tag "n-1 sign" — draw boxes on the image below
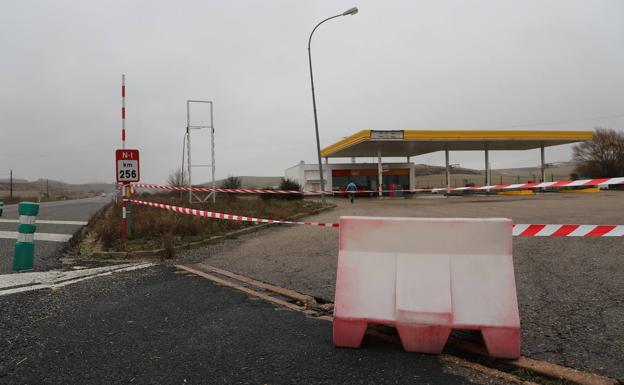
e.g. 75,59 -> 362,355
116,149 -> 140,183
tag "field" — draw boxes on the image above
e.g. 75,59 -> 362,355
0,180 -> 111,204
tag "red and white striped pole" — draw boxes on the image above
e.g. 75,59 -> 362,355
121,74 -> 126,149
121,74 -> 128,241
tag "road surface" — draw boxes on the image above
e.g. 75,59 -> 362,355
0,196 -> 110,273
0,265 -> 507,385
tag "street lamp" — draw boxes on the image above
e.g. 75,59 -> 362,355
308,6 -> 358,204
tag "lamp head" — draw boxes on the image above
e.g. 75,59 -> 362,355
342,7 -> 358,16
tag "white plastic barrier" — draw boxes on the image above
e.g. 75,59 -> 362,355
333,216 -> 521,359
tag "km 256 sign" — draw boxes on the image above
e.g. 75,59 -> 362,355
115,149 -> 140,183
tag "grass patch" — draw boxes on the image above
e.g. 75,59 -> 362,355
89,193 -> 323,254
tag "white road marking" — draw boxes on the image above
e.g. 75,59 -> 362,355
0,219 -> 88,225
0,263 -> 154,296
0,231 -> 72,242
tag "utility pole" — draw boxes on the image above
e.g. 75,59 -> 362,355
46,179 -> 49,198
9,169 -> 13,200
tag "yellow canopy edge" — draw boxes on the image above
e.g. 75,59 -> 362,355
320,129 -> 593,157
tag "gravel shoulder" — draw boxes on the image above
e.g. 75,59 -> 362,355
180,191 -> 624,380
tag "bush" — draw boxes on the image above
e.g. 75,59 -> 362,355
572,128 -> 624,178
278,178 -> 303,200
221,176 -> 242,189
221,176 -> 242,201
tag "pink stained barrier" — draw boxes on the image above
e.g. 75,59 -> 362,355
333,216 -> 521,359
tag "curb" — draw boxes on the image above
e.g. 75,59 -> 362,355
84,203 -> 337,260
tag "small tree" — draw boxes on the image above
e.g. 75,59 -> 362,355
221,175 -> 241,201
572,128 -> 624,178
167,168 -> 188,199
167,168 -> 187,187
221,176 -> 242,189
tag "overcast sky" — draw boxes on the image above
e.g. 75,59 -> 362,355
1,0 -> 623,184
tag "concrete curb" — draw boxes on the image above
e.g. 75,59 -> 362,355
84,203 -> 337,260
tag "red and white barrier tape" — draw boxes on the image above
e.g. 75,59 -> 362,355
128,199 -> 623,236
131,184 -> 304,194
513,224 -> 624,237
131,177 -> 624,195
128,199 -> 339,227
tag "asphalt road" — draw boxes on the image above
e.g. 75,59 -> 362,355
0,265 -> 507,385
181,192 -> 624,380
0,196 -> 110,273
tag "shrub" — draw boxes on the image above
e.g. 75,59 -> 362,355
278,178 -> 303,200
259,186 -> 275,201
221,176 -> 242,189
221,176 -> 242,201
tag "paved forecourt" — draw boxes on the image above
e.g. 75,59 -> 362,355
180,190 -> 624,379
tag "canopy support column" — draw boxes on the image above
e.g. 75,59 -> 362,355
377,148 -> 383,197
484,145 -> 490,186
445,147 -> 451,190
540,144 -> 545,182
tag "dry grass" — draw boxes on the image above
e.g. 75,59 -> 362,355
0,196 -> 39,205
90,193 -> 322,252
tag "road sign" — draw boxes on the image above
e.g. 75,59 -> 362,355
115,149 -> 140,183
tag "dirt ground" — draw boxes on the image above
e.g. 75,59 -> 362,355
180,190 -> 624,380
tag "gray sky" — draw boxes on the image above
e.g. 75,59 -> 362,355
1,0 -> 623,184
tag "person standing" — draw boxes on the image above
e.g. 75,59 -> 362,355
346,180 -> 357,204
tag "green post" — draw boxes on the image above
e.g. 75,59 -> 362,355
13,202 -> 39,271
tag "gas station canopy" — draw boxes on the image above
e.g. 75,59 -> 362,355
321,130 -> 593,158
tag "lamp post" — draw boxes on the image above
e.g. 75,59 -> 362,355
308,6 -> 358,204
